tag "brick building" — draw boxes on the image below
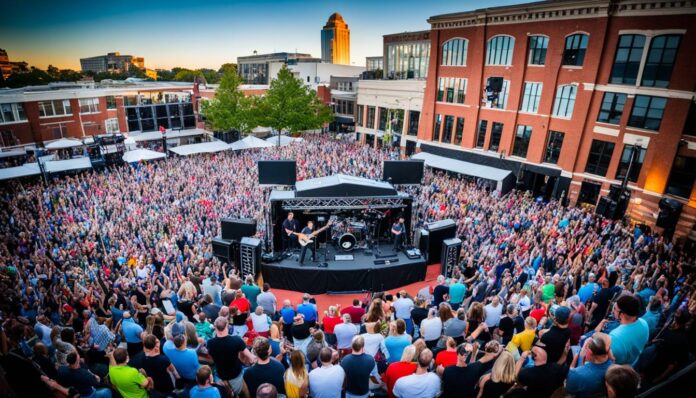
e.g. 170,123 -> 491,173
416,0 -> 696,238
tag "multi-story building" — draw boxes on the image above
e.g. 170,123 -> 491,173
330,76 -> 359,133
237,52 -> 317,84
321,13 -> 351,65
366,56 -> 383,72
80,52 -> 145,73
384,31 -> 431,80
0,49 -> 28,79
415,0 -> 696,238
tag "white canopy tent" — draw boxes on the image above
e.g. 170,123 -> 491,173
411,152 -> 516,194
44,138 -> 84,150
229,135 -> 275,150
0,150 -> 28,159
265,135 -> 303,147
168,141 -> 231,156
43,157 -> 93,173
129,128 -> 208,142
0,163 -> 41,180
122,149 -> 167,163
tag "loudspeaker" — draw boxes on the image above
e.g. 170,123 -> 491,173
221,218 -> 257,240
596,197 -> 615,218
240,237 -> 262,279
441,238 -> 462,278
212,237 -> 233,262
417,229 -> 430,261
425,219 -> 457,265
656,198 -> 683,230
487,77 -> 504,92
257,160 -> 296,186
382,160 -> 425,184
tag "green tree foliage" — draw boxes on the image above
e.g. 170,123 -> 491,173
257,66 -> 332,137
173,68 -> 203,82
218,63 -> 237,75
201,69 -> 255,133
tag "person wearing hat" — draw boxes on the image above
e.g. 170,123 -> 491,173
566,332 -> 613,397
598,294 -> 649,365
539,305 -> 571,364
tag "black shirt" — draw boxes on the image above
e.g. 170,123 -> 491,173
433,285 -> 450,307
243,359 -> 286,397
57,365 -> 99,397
341,353 -> 376,396
133,354 -> 174,395
518,363 -> 566,398
291,321 -> 311,340
207,335 -> 247,380
282,219 -> 299,234
498,316 -> 515,344
411,307 -> 428,327
441,364 -> 482,398
591,287 -> 613,324
540,326 -> 570,364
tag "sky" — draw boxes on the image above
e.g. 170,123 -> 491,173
1,0 -> 525,71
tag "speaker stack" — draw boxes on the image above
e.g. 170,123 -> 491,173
422,219 -> 457,265
656,197 -> 683,231
214,219 -> 258,266
441,238 -> 462,278
240,237 -> 262,280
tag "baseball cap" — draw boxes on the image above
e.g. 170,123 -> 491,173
554,306 -> 571,325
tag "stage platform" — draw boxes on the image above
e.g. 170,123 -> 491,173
261,244 -> 427,294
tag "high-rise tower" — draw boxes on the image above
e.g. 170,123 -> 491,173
321,13 -> 350,65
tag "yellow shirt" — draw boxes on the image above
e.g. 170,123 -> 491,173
511,329 -> 536,352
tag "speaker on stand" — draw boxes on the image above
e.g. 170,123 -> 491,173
240,237 -> 262,280
441,238 -> 462,279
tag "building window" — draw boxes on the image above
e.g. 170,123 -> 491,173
486,35 -> 515,65
615,144 -> 646,183
456,79 -> 466,104
544,131 -> 564,164
38,100 -> 72,117
0,103 -> 27,124
433,114 -> 442,141
528,35 -> 548,65
610,34 -> 645,85
105,118 -> 120,133
585,139 -> 615,176
476,120 -> 487,148
485,77 -> 509,109
490,122 -> 504,152
79,98 -> 100,114
552,85 -> 577,118
124,96 -> 138,106
512,125 -> 532,158
390,109 -> 404,134
438,78 -> 466,104
666,156 -> 696,198
386,41 -> 430,79
562,33 -> 589,66
441,38 -> 468,66
379,107 -> 388,131
454,117 -> 464,145
442,115 -> 454,144
437,78 -> 445,102
520,82 -> 542,113
683,101 -> 696,137
642,34 -> 681,88
0,130 -> 19,146
597,92 -> 627,125
357,105 -> 364,127
106,96 -> 117,110
408,111 -> 420,136
628,95 -> 666,131
446,78 -> 455,103
366,106 -> 375,129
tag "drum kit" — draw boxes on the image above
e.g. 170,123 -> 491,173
329,209 -> 385,252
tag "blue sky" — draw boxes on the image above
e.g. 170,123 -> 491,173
1,0 -> 524,70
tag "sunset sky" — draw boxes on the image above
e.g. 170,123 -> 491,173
1,0 -> 523,70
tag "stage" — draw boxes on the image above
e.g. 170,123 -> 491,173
261,243 -> 427,294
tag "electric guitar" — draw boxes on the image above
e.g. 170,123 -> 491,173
296,219 -> 335,247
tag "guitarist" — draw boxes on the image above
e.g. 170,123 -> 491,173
299,221 -> 317,265
282,212 -> 300,252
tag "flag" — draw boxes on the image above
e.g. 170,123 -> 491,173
159,125 -> 166,134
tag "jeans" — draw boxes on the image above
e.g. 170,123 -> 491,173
84,388 -> 112,398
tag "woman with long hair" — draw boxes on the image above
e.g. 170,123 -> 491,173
284,349 -> 309,398
477,350 -> 516,398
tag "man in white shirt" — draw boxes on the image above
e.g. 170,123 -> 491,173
392,290 -> 415,334
484,295 -> 503,328
256,283 -> 277,318
392,349 -> 440,398
334,314 -> 359,352
309,347 -> 344,398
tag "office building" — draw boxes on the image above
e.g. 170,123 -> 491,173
330,76 -> 359,133
415,0 -> 696,238
80,52 -> 145,73
366,56 -> 383,72
384,31 -> 431,80
237,52 -> 317,84
321,13 -> 350,65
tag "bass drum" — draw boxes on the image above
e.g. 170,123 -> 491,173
338,233 -> 357,252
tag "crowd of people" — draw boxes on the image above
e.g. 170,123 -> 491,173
0,134 -> 694,398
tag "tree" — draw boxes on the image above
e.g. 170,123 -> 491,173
257,66 -> 332,142
201,68 -> 255,133
198,68 -> 220,84
218,63 -> 237,75
174,68 -> 203,82
156,69 -> 175,81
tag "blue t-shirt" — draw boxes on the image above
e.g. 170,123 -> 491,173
297,303 -> 318,322
190,385 -> 221,398
577,282 -> 598,303
384,335 -> 411,364
281,307 -> 296,325
122,318 -> 144,343
449,283 -> 467,305
566,360 -> 613,397
609,319 -> 649,365
163,340 -> 200,380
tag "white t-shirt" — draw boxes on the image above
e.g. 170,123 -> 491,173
250,312 -> 270,333
393,371 -> 441,398
361,332 -> 389,361
334,323 -> 359,349
393,298 -> 414,320
484,303 -> 503,327
420,317 -> 443,342
309,364 -> 345,398
518,295 -> 531,312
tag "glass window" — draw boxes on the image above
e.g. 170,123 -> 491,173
441,38 -> 468,66
486,36 -> 515,65
552,85 -> 577,118
485,77 -> 509,109
642,34 -> 681,88
628,95 -> 667,130
520,82 -> 542,113
357,105 -> 364,127
386,42 -> 431,79
433,114 -> 442,141
490,122 -> 504,152
528,36 -> 549,65
585,139 -> 615,176
683,101 -> 696,137
454,117 -> 464,145
512,125 -> 532,158
666,156 -> 696,198
437,78 -> 445,102
38,100 -> 72,117
597,92 -> 627,125
105,118 -> 120,133
379,107 -> 388,131
442,115 -> 454,144
563,34 -> 589,66
366,107 -> 375,129
106,96 -> 117,110
79,98 -> 100,114
408,111 -> 420,136
610,34 -> 645,85
476,120 -> 487,148
456,79 -> 466,104
446,78 -> 455,103
615,144 -> 646,183
544,131 -> 565,164
16,103 -> 26,121
390,109 -> 404,134
1,104 -> 14,123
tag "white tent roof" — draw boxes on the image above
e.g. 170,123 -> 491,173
265,135 -> 302,147
168,141 -> 231,156
0,163 -> 41,180
229,135 -> 275,150
129,128 -> 207,142
411,152 -> 512,182
0,150 -> 27,159
45,138 -> 84,150
44,157 -> 93,173
252,126 -> 272,134
124,137 -> 136,145
122,149 -> 167,163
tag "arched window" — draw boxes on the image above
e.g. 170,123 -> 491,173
552,85 -> 577,118
610,34 -> 646,85
486,35 -> 515,65
528,35 -> 549,65
642,34 -> 681,88
563,33 -> 589,66
441,38 -> 468,66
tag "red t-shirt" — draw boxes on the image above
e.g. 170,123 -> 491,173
322,315 -> 341,334
435,350 -> 458,368
340,306 -> 365,324
231,298 -> 251,313
530,307 -> 546,323
385,361 -> 417,398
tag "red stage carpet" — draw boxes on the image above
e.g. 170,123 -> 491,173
268,263 -> 441,312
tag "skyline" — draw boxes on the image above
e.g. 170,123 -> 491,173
1,0 -> 523,70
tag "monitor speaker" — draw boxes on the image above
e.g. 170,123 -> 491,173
257,160 -> 296,186
221,218 -> 257,240
425,219 -> 456,265
417,229 -> 430,261
212,237 -> 233,262
656,198 -> 683,230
